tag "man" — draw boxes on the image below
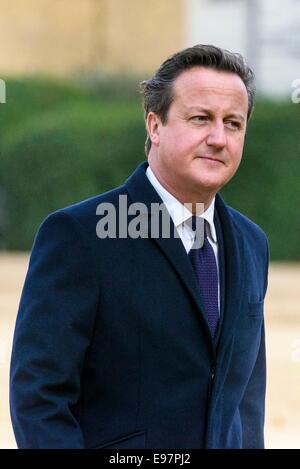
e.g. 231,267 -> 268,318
10,45 -> 269,449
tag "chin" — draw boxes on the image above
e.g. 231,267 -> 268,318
193,175 -> 223,191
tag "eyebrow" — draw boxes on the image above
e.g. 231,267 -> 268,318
186,106 -> 246,123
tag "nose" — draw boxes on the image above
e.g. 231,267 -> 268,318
206,121 -> 227,149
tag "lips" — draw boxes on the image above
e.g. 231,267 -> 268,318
199,156 -> 224,164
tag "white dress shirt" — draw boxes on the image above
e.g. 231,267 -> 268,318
146,165 -> 220,313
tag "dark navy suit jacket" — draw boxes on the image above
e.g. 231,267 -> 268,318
10,161 -> 269,448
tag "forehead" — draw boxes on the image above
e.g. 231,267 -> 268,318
172,67 -> 248,113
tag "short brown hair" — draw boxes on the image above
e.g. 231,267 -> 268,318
140,44 -> 256,156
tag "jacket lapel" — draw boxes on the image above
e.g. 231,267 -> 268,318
213,208 -> 226,346
125,162 -> 246,359
125,162 -> 216,356
214,193 -> 246,358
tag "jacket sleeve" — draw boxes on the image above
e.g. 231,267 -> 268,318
239,236 -> 269,449
9,211 -> 99,448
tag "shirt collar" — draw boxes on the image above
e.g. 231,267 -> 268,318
146,165 -> 217,243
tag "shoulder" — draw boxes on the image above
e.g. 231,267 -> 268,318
226,205 -> 270,279
37,184 -> 127,238
225,205 -> 270,297
227,205 -> 268,246
60,184 -> 127,222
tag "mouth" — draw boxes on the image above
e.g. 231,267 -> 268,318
198,156 -> 224,165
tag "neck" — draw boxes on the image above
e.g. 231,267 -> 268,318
148,161 -> 215,213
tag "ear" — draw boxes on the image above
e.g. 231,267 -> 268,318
146,112 -> 162,147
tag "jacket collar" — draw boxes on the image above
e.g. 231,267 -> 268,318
145,165 -> 217,243
125,161 -> 245,358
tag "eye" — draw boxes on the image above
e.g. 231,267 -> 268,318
191,115 -> 208,122
225,120 -> 241,129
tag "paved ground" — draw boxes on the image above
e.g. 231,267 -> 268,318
1,254 -> 300,449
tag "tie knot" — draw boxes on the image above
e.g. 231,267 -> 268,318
187,216 -> 207,249
190,216 -> 207,238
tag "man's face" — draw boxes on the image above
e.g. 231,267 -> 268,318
147,66 -> 249,203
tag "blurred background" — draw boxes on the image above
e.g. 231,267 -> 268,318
0,0 -> 299,448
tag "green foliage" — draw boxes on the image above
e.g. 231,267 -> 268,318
0,78 -> 299,259
0,76 -> 87,132
0,78 -> 146,250
221,100 -> 300,260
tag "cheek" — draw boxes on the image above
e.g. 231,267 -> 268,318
228,138 -> 244,163
162,127 -> 200,157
